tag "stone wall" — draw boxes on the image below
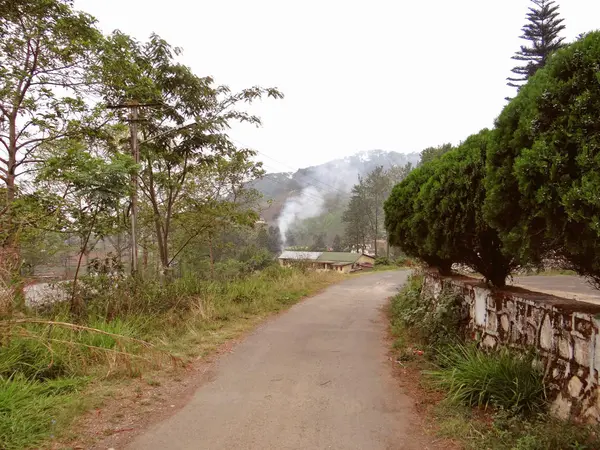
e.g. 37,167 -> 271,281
422,272 -> 600,422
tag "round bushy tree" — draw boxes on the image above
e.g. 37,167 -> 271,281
485,31 -> 600,286
384,164 -> 452,274
418,130 -> 517,287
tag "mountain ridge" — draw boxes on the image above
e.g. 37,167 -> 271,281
254,149 -> 420,201
253,149 -> 420,224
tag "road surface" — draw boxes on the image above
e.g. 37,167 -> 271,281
127,271 -> 426,450
512,275 -> 600,305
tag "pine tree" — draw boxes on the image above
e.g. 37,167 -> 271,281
311,234 -> 326,251
266,226 -> 282,254
332,235 -> 343,252
507,0 -> 565,90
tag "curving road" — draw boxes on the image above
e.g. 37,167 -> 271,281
126,271 -> 428,450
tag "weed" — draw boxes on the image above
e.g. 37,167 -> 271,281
390,273 -> 464,348
427,343 -> 546,414
0,376 -> 88,450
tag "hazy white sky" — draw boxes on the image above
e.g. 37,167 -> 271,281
76,0 -> 599,172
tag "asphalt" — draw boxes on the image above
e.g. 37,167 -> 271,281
126,271 -> 425,450
512,275 -> 600,305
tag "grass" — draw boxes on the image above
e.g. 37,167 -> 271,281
434,403 -> 599,450
0,376 -> 89,450
427,343 -> 546,414
0,265 -> 342,449
388,273 -> 597,449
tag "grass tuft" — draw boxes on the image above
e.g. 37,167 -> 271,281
427,343 -> 546,414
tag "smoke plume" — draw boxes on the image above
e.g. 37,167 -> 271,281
277,187 -> 324,249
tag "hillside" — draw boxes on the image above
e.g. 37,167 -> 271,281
253,150 -> 420,245
254,150 -> 420,204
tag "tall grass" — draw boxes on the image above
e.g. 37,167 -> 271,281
0,376 -> 87,450
427,343 -> 546,414
0,265 -> 340,449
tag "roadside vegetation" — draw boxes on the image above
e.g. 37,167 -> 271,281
0,1 -> 344,448
389,274 -> 600,449
385,28 -> 600,289
0,265 -> 340,449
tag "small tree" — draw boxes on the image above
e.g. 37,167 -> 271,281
507,0 -> 566,90
332,234 -> 343,252
311,234 -> 326,251
266,226 -> 282,254
342,180 -> 370,252
384,165 -> 452,275
417,131 -> 517,287
285,229 -> 297,248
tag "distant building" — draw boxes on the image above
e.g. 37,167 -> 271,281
278,251 -> 375,274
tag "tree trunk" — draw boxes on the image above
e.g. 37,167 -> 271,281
2,114 -> 24,311
71,209 -> 98,317
209,235 -> 215,279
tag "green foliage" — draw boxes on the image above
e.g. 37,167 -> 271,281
486,31 -> 600,287
375,256 -> 391,266
428,343 -> 546,415
507,0 -> 566,90
389,274 -> 463,348
384,165 -> 452,274
419,143 -> 453,166
332,234 -> 343,252
0,376 -> 88,450
435,403 -> 599,450
417,131 -> 516,286
311,233 -> 327,251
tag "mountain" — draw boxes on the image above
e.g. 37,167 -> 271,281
253,150 -> 420,225
253,150 -> 420,204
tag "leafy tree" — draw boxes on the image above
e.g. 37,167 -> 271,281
386,163 -> 413,185
256,225 -> 269,250
332,234 -> 343,252
507,0 -> 566,90
36,139 -> 134,314
419,143 -> 453,166
417,131 -> 517,286
384,164 -> 452,274
0,0 -> 103,288
99,33 -> 281,274
486,31 -> 600,287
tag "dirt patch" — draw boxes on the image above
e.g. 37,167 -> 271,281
52,335 -> 236,450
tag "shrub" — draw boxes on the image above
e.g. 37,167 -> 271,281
427,343 -> 546,415
485,31 -> 600,287
390,274 -> 464,347
384,167 -> 453,274
416,131 -> 518,287
375,256 -> 391,266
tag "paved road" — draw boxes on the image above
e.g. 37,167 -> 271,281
512,275 -> 600,305
127,271 -> 424,450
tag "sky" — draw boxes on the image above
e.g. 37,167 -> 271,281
75,0 -> 599,172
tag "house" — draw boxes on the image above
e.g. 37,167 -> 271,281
278,251 -> 375,274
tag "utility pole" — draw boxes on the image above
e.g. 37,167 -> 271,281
108,100 -> 158,277
129,102 -> 140,275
